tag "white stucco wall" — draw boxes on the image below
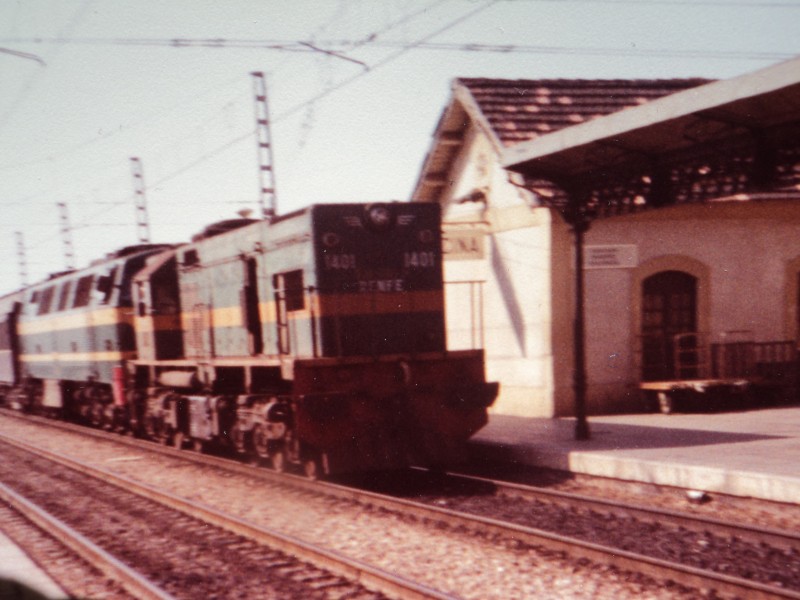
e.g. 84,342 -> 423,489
439,122 -> 564,417
481,209 -> 557,416
580,199 -> 800,413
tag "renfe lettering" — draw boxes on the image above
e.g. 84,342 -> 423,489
358,279 -> 405,293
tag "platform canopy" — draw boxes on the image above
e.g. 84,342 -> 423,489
502,57 -> 800,215
500,57 -> 800,441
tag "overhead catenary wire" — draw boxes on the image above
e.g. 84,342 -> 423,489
2,37 -> 793,62
0,73 -> 248,174
0,0 -> 95,133
1,0 -> 793,287
16,0 -> 501,245
0,0 -> 454,233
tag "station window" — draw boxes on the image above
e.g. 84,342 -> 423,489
73,275 -> 94,308
37,286 -> 55,315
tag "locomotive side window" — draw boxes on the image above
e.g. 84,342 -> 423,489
183,249 -> 199,267
73,275 -> 94,308
97,267 -> 118,304
136,281 -> 148,317
37,286 -> 55,315
57,281 -> 73,311
275,270 -> 305,312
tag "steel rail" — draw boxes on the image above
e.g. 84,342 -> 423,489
0,482 -> 176,600
0,432 -> 456,600
434,468 -> 800,553
8,411 -> 797,553
3,410 -> 800,599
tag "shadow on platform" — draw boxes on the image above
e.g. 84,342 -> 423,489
473,414 -> 783,454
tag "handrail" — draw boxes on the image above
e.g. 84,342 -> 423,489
639,331 -> 798,384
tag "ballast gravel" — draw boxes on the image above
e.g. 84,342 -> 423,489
0,416 -> 712,599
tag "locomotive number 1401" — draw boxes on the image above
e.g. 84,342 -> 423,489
324,253 -> 357,270
403,251 -> 436,268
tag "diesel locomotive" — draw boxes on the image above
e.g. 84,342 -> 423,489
0,202 -> 498,477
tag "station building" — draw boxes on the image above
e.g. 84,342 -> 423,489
412,58 -> 800,418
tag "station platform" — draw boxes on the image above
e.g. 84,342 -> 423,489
0,532 -> 66,599
469,405 -> 800,505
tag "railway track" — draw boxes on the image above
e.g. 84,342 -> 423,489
0,433 -> 452,600
2,410 -> 799,599
403,469 -> 800,597
433,468 -> 800,552
0,483 -> 170,599
0,494 -> 143,599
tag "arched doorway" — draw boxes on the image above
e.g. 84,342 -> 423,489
641,270 -> 698,381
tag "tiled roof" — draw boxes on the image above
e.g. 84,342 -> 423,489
458,77 -> 712,146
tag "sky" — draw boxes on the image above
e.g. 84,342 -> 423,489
0,0 -> 798,295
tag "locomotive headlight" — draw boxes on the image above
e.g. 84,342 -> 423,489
322,232 -> 340,247
365,204 -> 394,230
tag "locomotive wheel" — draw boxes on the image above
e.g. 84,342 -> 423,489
89,405 -> 103,428
252,424 -> 270,459
270,449 -> 286,473
231,424 -> 248,455
303,456 -> 321,481
172,431 -> 185,449
155,422 -> 172,446
143,416 -> 157,440
192,438 -> 205,453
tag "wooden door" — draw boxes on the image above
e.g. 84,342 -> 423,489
641,271 -> 697,380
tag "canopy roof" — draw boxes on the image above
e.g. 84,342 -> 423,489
412,77 -> 707,202
502,57 -> 800,181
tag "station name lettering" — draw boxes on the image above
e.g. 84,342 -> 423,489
442,231 -> 484,260
358,279 -> 405,293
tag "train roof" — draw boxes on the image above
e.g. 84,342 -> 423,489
133,247 -> 178,283
26,244 -> 174,290
90,243 -> 174,266
190,219 -> 258,242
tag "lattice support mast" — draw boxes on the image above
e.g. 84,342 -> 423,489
130,157 -> 151,243
15,231 -> 28,287
57,202 -> 76,271
251,71 -> 277,220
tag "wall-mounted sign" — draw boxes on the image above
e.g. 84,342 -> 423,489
442,229 -> 485,260
585,244 -> 638,269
